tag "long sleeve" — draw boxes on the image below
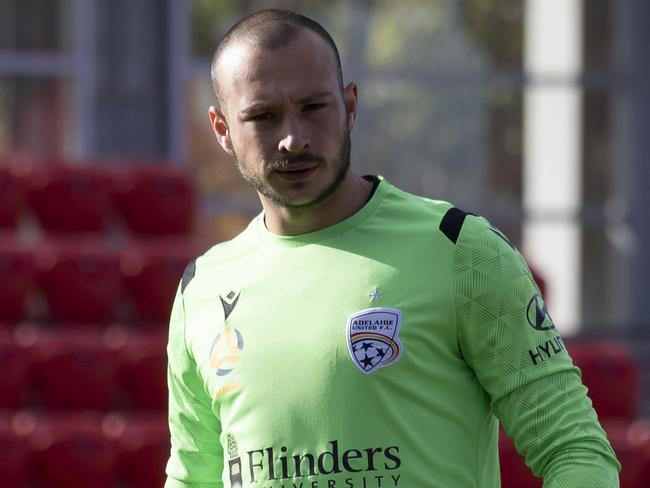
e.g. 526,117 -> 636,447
453,215 -> 620,487
166,284 -> 224,487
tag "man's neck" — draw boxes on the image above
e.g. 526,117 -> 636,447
260,173 -> 374,236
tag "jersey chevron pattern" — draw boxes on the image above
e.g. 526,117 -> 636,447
166,178 -> 620,488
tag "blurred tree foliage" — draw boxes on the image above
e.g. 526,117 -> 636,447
458,0 -> 524,68
190,0 -> 239,56
0,0 -> 69,51
190,0 -> 338,57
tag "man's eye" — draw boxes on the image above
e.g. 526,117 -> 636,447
303,103 -> 325,112
250,113 -> 275,122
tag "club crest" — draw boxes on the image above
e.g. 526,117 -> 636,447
346,307 -> 403,374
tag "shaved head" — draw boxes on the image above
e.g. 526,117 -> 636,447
210,9 -> 343,108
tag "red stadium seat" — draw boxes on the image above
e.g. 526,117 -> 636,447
121,239 -> 202,324
569,342 -> 639,420
0,327 -> 28,408
0,164 -> 27,229
111,328 -> 168,410
602,419 -> 646,488
0,236 -> 34,322
105,411 -> 170,488
123,348 -> 168,410
26,163 -> 113,233
34,238 -> 122,323
501,420 -> 647,487
112,164 -> 196,236
0,411 -> 30,487
25,325 -> 120,410
499,428 -> 543,488
25,411 -> 119,488
626,419 -> 650,487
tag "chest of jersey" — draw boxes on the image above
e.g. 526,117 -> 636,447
182,209 -> 499,487
186,235 -> 475,427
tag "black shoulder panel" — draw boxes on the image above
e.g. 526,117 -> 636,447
181,259 -> 197,293
439,207 -> 473,244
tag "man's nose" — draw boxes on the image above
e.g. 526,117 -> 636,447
278,117 -> 310,153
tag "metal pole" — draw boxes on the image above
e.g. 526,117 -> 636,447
167,0 -> 189,164
72,0 -> 97,158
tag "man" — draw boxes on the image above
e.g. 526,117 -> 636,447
166,9 -> 620,488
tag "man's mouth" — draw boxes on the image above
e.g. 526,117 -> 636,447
274,164 -> 318,181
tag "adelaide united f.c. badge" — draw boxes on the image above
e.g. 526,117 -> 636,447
346,307 -> 403,374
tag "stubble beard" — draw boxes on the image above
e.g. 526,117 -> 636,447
233,128 -> 352,210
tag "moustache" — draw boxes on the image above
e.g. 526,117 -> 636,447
266,154 -> 326,173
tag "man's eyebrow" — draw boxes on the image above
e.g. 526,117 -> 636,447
239,92 -> 335,118
239,103 -> 273,118
297,92 -> 335,104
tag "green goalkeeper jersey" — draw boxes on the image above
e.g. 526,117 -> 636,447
166,177 -> 620,488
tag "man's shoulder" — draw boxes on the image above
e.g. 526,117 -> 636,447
181,216 -> 261,293
384,182 -> 509,252
204,221 -> 259,258
382,181 -> 485,241
381,180 -> 455,223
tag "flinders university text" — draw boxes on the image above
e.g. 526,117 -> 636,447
226,439 -> 402,487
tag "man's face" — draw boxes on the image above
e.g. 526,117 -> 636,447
211,30 -> 357,209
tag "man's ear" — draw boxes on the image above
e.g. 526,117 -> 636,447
209,106 -> 234,156
343,82 -> 358,130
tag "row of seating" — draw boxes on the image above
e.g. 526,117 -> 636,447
0,409 -> 169,488
1,160 -> 194,486
0,323 -> 640,417
0,236 -> 206,324
0,161 -> 196,235
0,325 -> 167,411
